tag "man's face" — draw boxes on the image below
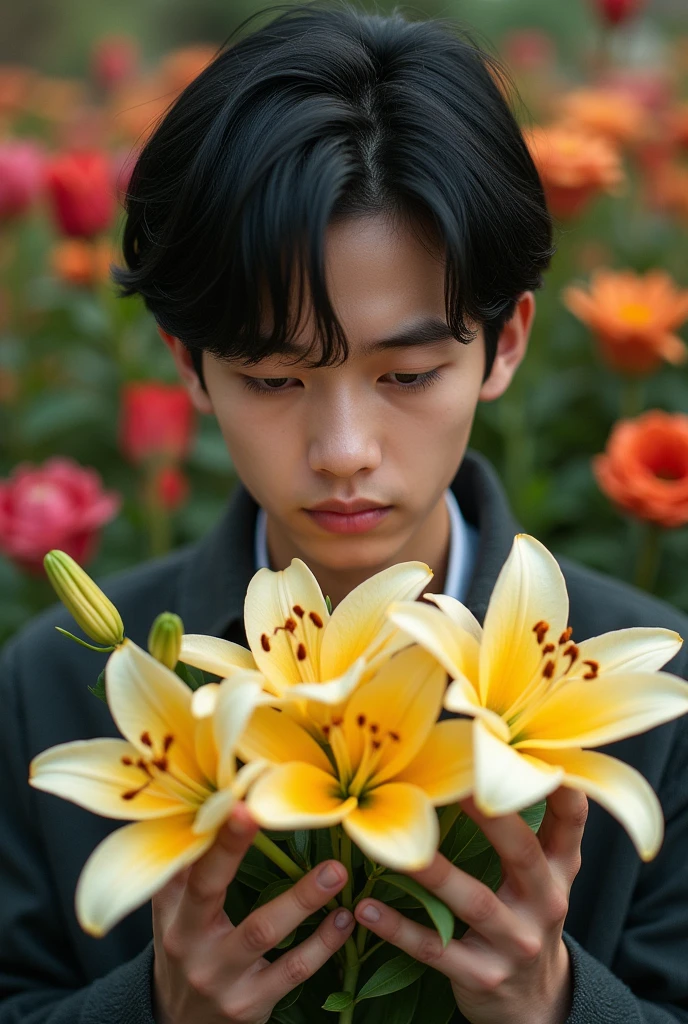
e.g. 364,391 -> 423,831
185,214 -> 530,576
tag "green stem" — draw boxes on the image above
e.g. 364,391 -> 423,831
252,832 -> 304,882
340,831 -> 354,909
358,938 -> 385,966
339,941 -> 360,1024
438,803 -> 462,845
330,825 -> 341,862
633,521 -> 663,593
620,376 -> 645,419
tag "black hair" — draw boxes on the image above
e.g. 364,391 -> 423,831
113,1 -> 554,385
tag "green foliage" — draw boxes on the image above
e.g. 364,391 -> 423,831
355,953 -> 427,1001
381,875 -> 454,947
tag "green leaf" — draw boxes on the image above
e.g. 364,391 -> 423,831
418,967 -> 457,1024
276,928 -> 297,949
88,669 -> 107,705
382,875 -> 454,947
174,661 -> 206,691
442,811 -> 491,864
356,953 -> 426,1001
273,983 -> 304,1014
251,879 -> 293,911
288,830 -> 311,870
235,861 -> 282,890
325,595 -> 333,614
521,800 -> 547,834
461,845 -> 502,893
370,977 -> 421,1024
322,991 -> 354,1012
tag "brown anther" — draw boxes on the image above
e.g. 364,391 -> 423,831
559,627 -> 573,645
136,758 -> 153,777
152,757 -> 168,772
163,735 -> 174,752
331,716 -> 343,727
370,723 -> 379,734
542,643 -> 555,655
140,731 -> 153,747
533,621 -> 549,645
284,618 -> 297,633
563,644 -> 579,670
357,714 -> 367,727
296,643 -> 307,661
293,605 -> 305,618
542,660 -> 556,679
121,756 -> 133,766
121,789 -> 140,801
582,659 -> 599,680
261,633 -> 271,652
389,731 -> 401,742
322,724 -> 331,737
309,611 -> 324,628
372,740 -> 382,750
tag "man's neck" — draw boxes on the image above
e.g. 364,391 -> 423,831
264,495 -> 451,608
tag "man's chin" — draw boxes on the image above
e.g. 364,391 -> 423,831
293,532 -> 410,574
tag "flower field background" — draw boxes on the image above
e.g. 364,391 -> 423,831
1,0 -> 688,646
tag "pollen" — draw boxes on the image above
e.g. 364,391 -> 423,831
563,644 -> 579,671
284,618 -> 297,633
543,660 -> 556,679
293,605 -> 305,618
533,620 -> 550,645
296,643 -> 307,661
163,735 -> 174,752
559,627 -> 573,645
583,659 -> 599,680
121,756 -> 133,766
261,633 -> 271,652
388,731 -> 401,742
331,716 -> 343,727
370,723 -> 379,734
309,611 -> 324,628
140,731 -> 153,747
372,740 -> 382,750
357,714 -> 367,727
152,757 -> 168,771
543,643 -> 556,655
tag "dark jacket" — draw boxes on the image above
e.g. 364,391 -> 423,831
1,450 -> 687,1024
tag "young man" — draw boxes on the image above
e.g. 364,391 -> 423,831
1,5 -> 687,1023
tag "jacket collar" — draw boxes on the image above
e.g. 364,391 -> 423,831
176,448 -> 521,638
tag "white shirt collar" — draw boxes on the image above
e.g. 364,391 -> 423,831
254,489 -> 477,602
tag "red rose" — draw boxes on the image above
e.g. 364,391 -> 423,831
0,140 -> 44,221
45,151 -> 116,238
91,35 -> 139,93
0,457 -> 120,572
591,0 -> 646,26
119,382 -> 195,464
154,465 -> 190,510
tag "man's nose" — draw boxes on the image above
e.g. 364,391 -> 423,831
307,392 -> 382,478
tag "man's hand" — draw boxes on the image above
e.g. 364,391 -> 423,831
152,803 -> 354,1024
353,787 -> 588,1024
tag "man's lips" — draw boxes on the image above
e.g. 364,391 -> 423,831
304,500 -> 393,535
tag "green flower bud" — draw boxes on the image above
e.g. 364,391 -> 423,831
44,550 -> 125,649
148,612 -> 183,670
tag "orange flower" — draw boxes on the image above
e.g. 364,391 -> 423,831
525,123 -> 625,218
668,103 -> 688,149
159,46 -> 217,94
644,161 -> 688,222
594,412 -> 688,528
50,239 -> 114,288
563,269 -> 688,374
558,88 -> 648,145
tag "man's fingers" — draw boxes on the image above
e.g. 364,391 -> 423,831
253,907 -> 355,1012
217,859 -> 349,974
536,786 -> 588,884
172,803 -> 258,939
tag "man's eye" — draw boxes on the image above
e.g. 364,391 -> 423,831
243,376 -> 296,394
385,369 -> 442,391
392,373 -> 422,384
263,377 -> 290,388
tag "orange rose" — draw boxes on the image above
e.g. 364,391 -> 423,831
50,239 -> 114,288
558,88 -> 648,145
594,411 -> 688,528
525,123 -> 625,218
563,269 -> 688,374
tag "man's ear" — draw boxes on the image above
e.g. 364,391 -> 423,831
478,291 -> 535,402
157,327 -> 214,414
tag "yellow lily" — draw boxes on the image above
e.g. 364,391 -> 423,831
241,644 -> 474,871
388,533 -> 688,861
179,557 -> 433,708
29,641 -> 265,936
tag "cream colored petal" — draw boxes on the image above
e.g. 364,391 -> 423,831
473,719 -> 563,817
480,535 -> 569,715
244,559 -> 329,690
320,562 -> 433,680
444,680 -> 510,739
191,683 -> 221,719
344,782 -> 439,871
425,593 -> 483,643
106,641 -> 207,794
29,738 -> 188,819
76,813 -> 212,937
246,762 -> 357,830
387,600 -> 481,695
573,628 -> 683,677
213,675 -> 266,789
179,635 -> 257,676
192,788 -> 237,836
394,720 -> 474,804
283,657 -> 366,706
237,705 -> 333,773
513,672 -> 688,749
531,747 -> 664,861
343,645 -> 448,788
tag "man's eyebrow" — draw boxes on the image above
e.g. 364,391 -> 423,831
253,315 -> 457,362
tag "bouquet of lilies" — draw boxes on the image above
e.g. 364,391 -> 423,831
31,535 -> 688,1022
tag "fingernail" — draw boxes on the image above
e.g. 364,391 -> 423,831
317,863 -> 344,888
360,904 -> 381,923
334,909 -> 352,930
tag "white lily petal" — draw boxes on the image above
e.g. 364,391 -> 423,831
191,683 -> 221,719
425,593 -> 483,643
284,658 -> 366,706
76,814 -> 213,937
388,600 -> 481,694
473,719 -> 563,817
192,788 -> 238,836
180,635 -> 257,677
213,675 -> 266,789
531,747 -> 664,862
573,628 -> 683,677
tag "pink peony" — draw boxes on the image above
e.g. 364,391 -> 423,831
0,457 -> 120,572
0,140 -> 44,221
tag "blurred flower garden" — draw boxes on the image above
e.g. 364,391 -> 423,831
1,0 -> 688,646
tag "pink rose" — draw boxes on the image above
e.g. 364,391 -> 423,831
0,140 -> 44,221
0,457 -> 120,572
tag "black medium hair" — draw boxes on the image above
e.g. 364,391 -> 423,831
113,1 -> 554,383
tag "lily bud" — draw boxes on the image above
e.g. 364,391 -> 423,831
147,612 -> 183,670
44,550 -> 125,648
